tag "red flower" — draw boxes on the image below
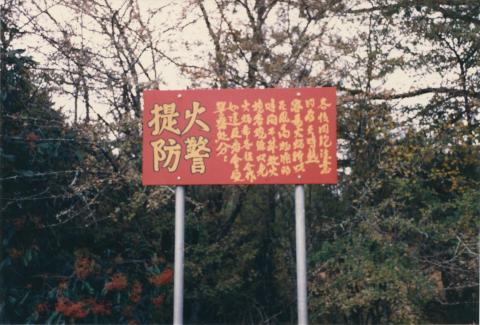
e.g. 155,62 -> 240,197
55,298 -> 89,319
129,280 -> 142,303
90,301 -> 111,316
8,248 -> 22,259
12,217 -> 25,230
25,132 -> 40,142
152,294 -> 165,309
58,280 -> 69,291
149,268 -> 173,286
105,273 -> 128,291
25,132 -> 40,150
36,303 -> 48,314
74,257 -> 94,279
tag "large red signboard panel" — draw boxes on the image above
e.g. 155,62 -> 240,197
143,87 -> 336,185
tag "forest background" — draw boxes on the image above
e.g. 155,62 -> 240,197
0,0 -> 478,324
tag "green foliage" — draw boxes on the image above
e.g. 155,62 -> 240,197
1,1 -> 479,324
311,234 -> 433,324
0,22 -> 175,324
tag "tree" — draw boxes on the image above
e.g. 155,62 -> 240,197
174,1 -> 479,323
1,2 -> 175,323
2,0 -> 478,323
1,2 -> 85,320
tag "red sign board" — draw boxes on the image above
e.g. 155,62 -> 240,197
143,87 -> 336,185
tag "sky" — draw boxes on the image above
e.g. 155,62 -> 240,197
14,0 -> 446,124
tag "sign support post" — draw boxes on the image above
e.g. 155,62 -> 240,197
295,185 -> 308,325
143,88 -> 336,325
174,186 -> 185,325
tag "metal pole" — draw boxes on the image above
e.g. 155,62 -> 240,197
295,185 -> 308,325
174,186 -> 185,325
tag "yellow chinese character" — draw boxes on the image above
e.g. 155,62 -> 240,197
184,101 -> 210,134
254,113 -> 264,126
268,127 -> 275,136
243,139 -> 253,151
305,98 -> 315,109
216,115 -> 227,130
293,162 -> 305,173
231,169 -> 243,182
278,100 -> 287,111
279,141 -> 291,152
254,127 -> 266,139
241,99 -> 251,112
280,152 -> 291,164
230,154 -> 242,169
318,112 -> 329,123
185,136 -> 211,174
319,149 -> 332,174
227,102 -> 239,112
241,125 -> 251,137
279,124 -> 290,139
151,138 -> 181,172
318,124 -> 329,134
256,153 -> 266,162
267,155 -> 279,167
293,139 -> 304,150
229,112 -> 240,126
244,163 -> 256,182
265,98 -> 275,112
244,151 -> 253,162
148,103 -> 180,135
257,162 -> 268,177
280,165 -> 291,175
306,147 -> 319,163
252,99 -> 264,112
266,114 -> 278,126
279,111 -> 289,124
290,99 -> 303,113
306,128 -> 319,163
230,127 -> 242,139
293,150 -> 303,163
318,97 -> 331,110
307,125 -> 315,137
267,138 -> 276,153
216,101 -> 227,114
256,140 -> 266,151
241,114 -> 252,124
294,127 -> 304,139
292,114 -> 303,128
305,109 -> 315,123
267,155 -> 279,176
216,142 -> 230,156
307,135 -> 316,148
318,135 -> 332,147
231,139 -> 242,154
216,130 -> 230,143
